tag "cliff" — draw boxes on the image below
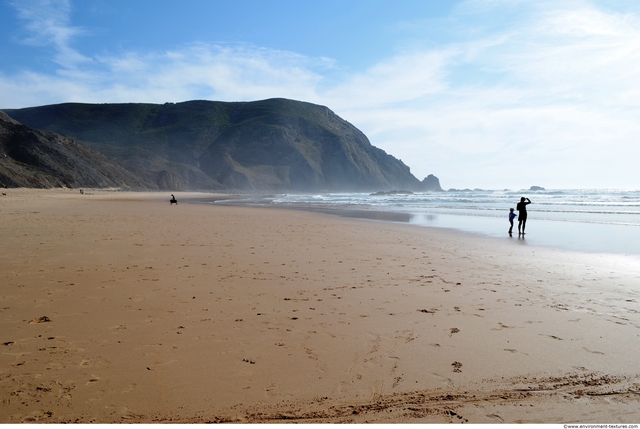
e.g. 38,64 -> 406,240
0,111 -> 153,189
4,99 -> 422,192
418,174 -> 444,192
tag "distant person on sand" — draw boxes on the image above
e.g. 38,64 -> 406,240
170,194 -> 178,205
516,197 -> 531,235
508,208 -> 516,235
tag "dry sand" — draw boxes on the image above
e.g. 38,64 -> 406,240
1,189 -> 639,423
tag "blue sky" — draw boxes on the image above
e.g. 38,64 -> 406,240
1,0 -> 639,189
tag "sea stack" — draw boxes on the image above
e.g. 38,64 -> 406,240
419,174 -> 444,192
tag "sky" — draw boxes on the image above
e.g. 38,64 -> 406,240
1,0 -> 639,190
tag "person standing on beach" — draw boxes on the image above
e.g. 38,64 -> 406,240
516,197 -> 531,235
508,208 -> 516,235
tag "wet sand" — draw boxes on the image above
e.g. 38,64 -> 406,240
1,189 -> 639,423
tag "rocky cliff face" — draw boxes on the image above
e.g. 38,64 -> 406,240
418,174 -> 444,192
0,111 -> 152,189
4,99 -> 421,191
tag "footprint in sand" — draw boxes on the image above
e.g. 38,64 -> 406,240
120,406 -> 143,420
582,347 -> 605,355
392,375 -> 404,388
121,383 -> 137,394
487,413 -> 504,423
86,376 -> 100,385
503,348 -> 529,355
491,322 -> 517,331
426,372 -> 453,386
541,334 -> 563,340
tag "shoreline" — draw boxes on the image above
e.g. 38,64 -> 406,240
203,196 -> 640,259
1,189 -> 639,423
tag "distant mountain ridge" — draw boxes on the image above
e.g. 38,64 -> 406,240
3,98 -> 437,191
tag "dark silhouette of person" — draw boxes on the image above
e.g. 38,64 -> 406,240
170,194 -> 178,205
516,197 -> 531,235
508,208 -> 516,235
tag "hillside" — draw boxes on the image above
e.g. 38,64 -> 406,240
0,111 -> 154,189
4,99 -> 422,191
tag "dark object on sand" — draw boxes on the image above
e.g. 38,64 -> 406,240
170,194 -> 178,205
29,316 -> 51,324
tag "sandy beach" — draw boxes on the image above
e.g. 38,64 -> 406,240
1,189 -> 639,423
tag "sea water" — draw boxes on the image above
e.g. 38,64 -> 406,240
219,189 -> 640,257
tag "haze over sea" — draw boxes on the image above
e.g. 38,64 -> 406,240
215,189 -> 640,258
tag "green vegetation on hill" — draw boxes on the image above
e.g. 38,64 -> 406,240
4,98 -> 422,191
0,111 -> 154,189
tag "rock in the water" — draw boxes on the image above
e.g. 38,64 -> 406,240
418,174 -> 444,192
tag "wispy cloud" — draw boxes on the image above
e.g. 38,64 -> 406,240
2,0 -> 640,188
333,0 -> 640,187
0,42 -> 329,106
10,0 -> 91,67
322,50 -> 454,109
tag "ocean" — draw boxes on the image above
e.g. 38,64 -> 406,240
212,189 -> 640,258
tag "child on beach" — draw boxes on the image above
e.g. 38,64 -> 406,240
508,208 -> 516,235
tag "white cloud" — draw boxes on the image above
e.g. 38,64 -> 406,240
2,0 -> 640,188
336,0 -> 640,188
93,44 -> 327,103
0,43 -> 328,106
322,50 -> 454,109
10,0 -> 92,68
